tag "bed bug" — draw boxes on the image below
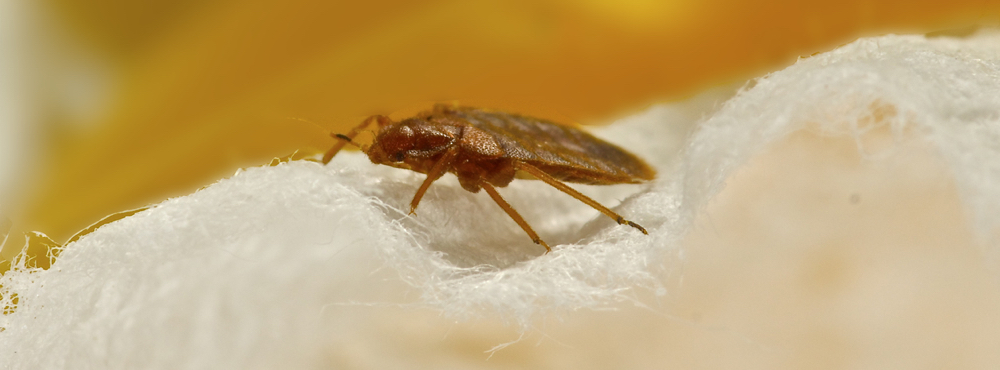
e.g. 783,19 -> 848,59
323,104 -> 655,252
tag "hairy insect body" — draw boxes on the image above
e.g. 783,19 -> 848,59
324,104 -> 654,252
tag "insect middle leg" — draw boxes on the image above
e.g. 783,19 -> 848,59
516,162 -> 648,235
480,182 -> 551,253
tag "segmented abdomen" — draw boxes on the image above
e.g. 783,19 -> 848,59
441,106 -> 655,185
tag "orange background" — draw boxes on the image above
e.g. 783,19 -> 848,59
3,0 -> 999,266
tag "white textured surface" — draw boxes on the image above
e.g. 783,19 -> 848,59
4,32 -> 1000,369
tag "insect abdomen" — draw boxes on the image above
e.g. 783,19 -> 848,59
444,107 -> 655,184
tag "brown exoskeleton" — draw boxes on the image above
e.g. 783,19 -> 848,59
323,104 -> 655,252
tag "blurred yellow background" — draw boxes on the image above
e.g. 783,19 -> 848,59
1,0 -> 999,268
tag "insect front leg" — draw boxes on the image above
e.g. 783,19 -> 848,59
322,115 -> 392,164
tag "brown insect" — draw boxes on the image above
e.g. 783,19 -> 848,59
323,104 -> 655,252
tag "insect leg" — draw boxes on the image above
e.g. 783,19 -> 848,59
516,162 -> 648,235
322,115 -> 392,164
408,148 -> 459,215
481,182 -> 551,253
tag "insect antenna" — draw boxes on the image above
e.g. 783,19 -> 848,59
285,116 -> 327,132
323,115 -> 385,163
333,133 -> 369,152
333,133 -> 359,147
334,133 -> 354,142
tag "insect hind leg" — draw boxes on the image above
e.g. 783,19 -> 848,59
481,182 -> 551,253
516,162 -> 649,235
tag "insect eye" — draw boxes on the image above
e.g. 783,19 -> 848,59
393,152 -> 405,161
